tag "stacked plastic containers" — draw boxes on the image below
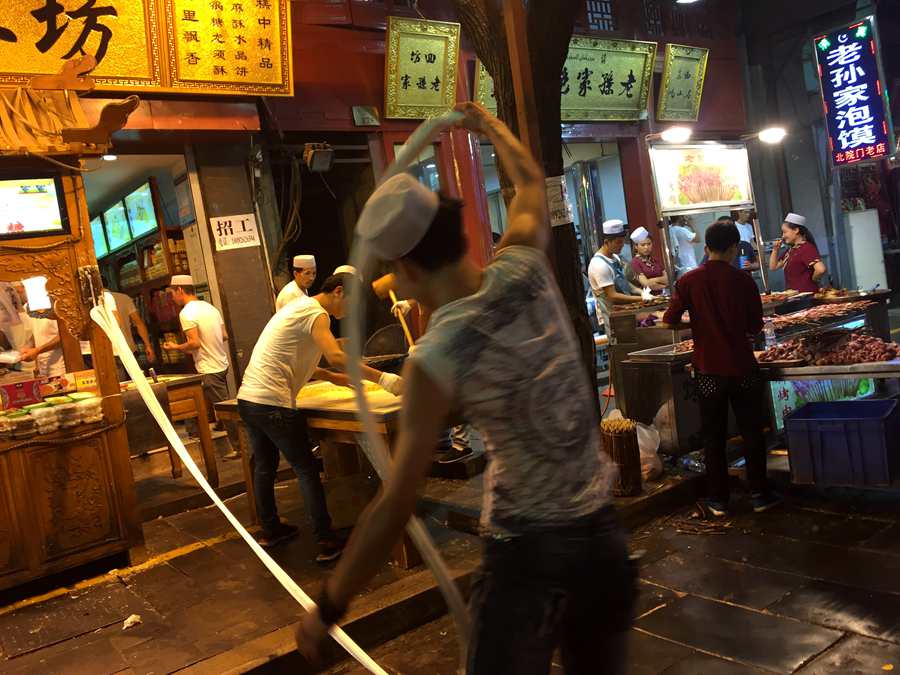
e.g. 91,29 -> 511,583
0,393 -> 104,439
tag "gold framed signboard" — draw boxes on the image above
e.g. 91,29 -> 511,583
473,58 -> 496,114
657,44 -> 709,122
385,17 -> 460,120
562,36 -> 657,122
0,0 -> 292,96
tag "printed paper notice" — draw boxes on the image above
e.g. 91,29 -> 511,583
545,175 -> 574,227
211,213 -> 260,251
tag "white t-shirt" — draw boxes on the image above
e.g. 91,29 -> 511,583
238,295 -> 328,409
671,225 -> 699,272
31,317 -> 65,376
736,221 -> 755,245
275,280 -> 307,311
179,300 -> 228,374
587,252 -> 620,292
412,246 -> 612,535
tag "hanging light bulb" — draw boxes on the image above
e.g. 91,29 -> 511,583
660,126 -> 693,143
22,276 -> 52,312
758,127 -> 787,144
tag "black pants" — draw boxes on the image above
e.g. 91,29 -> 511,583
467,507 -> 635,674
696,372 -> 769,504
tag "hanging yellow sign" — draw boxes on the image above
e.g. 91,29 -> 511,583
561,36 -> 657,122
473,58 -> 496,114
470,37 -> 657,122
0,0 -> 291,96
657,44 -> 709,122
385,17 -> 460,120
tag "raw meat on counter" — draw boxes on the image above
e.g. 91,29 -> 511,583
765,301 -> 875,330
673,339 -> 694,354
757,332 -> 898,366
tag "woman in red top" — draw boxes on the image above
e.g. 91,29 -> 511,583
629,226 -> 668,291
768,213 -> 826,293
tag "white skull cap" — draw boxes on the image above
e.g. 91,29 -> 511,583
784,213 -> 806,226
602,219 -> 625,236
293,254 -> 316,269
357,174 -> 440,260
630,226 -> 650,244
170,274 -> 193,286
333,265 -> 358,276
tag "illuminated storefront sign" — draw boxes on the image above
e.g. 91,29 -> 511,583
814,17 -> 895,167
0,0 -> 292,96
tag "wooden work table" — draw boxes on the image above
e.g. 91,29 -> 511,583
121,374 -> 219,488
215,382 -> 419,568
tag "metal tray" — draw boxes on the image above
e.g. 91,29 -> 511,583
626,343 -> 693,364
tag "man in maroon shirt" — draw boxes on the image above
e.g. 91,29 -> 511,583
662,221 -> 779,516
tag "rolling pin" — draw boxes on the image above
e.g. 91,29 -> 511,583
372,273 -> 415,348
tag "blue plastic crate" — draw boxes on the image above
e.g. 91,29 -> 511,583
785,399 -> 900,486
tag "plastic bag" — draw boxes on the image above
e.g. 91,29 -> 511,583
604,410 -> 663,481
653,403 -> 677,454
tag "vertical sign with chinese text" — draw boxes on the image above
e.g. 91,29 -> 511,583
473,58 -> 496,114
814,16 -> 894,167
0,0 -> 291,96
657,44 -> 709,122
385,17 -> 460,120
560,37 -> 656,122
167,0 -> 290,95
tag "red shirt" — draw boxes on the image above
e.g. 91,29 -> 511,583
631,255 -> 664,280
781,241 -> 821,293
663,260 -> 763,377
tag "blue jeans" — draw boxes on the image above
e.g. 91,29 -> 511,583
237,399 -> 332,540
467,507 -> 635,675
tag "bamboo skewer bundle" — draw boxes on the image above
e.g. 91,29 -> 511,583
601,418 -> 642,497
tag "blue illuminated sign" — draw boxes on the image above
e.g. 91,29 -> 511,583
814,17 -> 895,167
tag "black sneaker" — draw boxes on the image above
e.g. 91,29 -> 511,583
256,522 -> 299,548
752,493 -> 783,513
437,446 -> 474,464
316,537 -> 346,564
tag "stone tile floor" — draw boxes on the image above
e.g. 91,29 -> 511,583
330,492 -> 900,675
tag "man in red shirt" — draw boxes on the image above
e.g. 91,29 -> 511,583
662,221 -> 779,516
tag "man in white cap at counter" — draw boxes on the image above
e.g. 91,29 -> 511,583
275,254 -> 317,311
163,275 -> 231,424
296,102 -> 631,673
238,271 -> 401,560
588,219 -> 642,341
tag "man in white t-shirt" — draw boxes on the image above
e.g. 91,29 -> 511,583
163,275 -> 230,411
587,219 -> 641,342
670,216 -> 699,275
275,254 -> 317,311
297,103 -> 631,673
735,209 -> 756,245
238,273 -> 401,560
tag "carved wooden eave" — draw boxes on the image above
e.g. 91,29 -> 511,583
0,55 -> 138,159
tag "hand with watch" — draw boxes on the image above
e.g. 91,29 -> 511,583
295,585 -> 347,663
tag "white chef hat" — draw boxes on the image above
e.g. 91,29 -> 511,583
293,254 -> 316,269
784,213 -> 806,227
333,264 -> 358,276
602,219 -> 626,236
630,226 -> 650,244
357,174 -> 440,260
170,274 -> 194,286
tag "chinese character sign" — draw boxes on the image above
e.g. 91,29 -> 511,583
168,0 -> 290,94
474,59 -> 496,114
561,37 -> 656,122
385,17 -> 460,119
814,17 -> 895,167
0,0 -> 291,95
211,212 -> 260,250
0,0 -> 158,88
657,44 -> 709,122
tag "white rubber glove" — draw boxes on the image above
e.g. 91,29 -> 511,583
378,372 -> 403,396
391,299 -> 412,318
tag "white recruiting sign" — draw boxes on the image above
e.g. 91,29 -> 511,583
211,213 -> 260,251
545,175 -> 574,227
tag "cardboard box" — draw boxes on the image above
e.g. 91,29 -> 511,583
0,380 -> 42,410
39,372 -> 77,397
73,369 -> 99,393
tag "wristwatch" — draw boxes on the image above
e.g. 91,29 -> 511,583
316,586 -> 347,627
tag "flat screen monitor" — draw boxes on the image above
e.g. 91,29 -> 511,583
90,216 -> 108,258
0,176 -> 67,239
104,201 -> 132,251
124,182 -> 159,238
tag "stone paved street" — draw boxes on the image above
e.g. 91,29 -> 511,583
329,491 -> 900,675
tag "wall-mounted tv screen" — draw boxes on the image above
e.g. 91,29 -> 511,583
0,177 -> 67,239
124,182 -> 159,238
90,216 -> 108,258
104,201 -> 131,251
